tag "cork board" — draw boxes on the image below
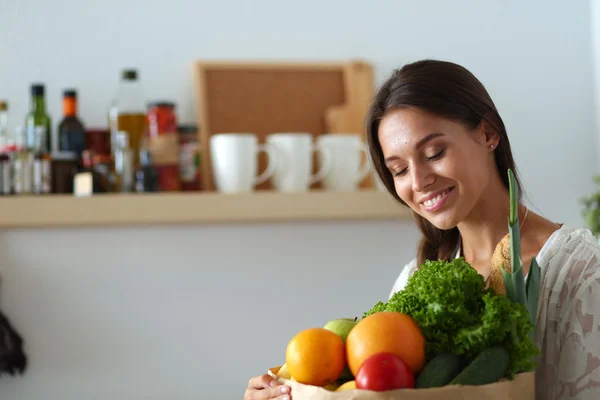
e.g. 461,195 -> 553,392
192,60 -> 375,191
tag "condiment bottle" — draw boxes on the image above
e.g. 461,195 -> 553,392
114,131 -> 133,192
135,149 -> 159,193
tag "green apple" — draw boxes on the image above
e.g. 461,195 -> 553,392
324,317 -> 359,381
323,317 -> 358,344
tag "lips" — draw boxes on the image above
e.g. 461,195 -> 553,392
419,187 -> 455,209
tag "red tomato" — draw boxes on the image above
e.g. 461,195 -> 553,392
355,352 -> 415,391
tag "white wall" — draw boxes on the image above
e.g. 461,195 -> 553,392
0,0 -> 597,399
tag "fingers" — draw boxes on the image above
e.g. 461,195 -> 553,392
268,384 -> 291,399
253,385 -> 291,400
248,374 -> 276,390
244,374 -> 292,400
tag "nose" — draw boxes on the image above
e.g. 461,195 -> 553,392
411,164 -> 435,192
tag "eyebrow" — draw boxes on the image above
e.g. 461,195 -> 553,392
384,132 -> 445,163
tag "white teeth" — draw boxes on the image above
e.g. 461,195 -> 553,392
423,190 -> 449,208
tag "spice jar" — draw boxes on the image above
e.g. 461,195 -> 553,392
177,124 -> 201,191
145,102 -> 180,191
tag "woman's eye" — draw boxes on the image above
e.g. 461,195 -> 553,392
392,167 -> 408,177
426,149 -> 445,161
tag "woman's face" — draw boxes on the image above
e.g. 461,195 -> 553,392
378,107 -> 498,230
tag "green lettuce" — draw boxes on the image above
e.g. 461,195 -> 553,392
363,257 -> 539,377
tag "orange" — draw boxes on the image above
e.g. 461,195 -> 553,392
286,327 -> 346,386
346,311 -> 426,376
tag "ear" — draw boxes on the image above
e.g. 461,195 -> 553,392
474,120 -> 500,150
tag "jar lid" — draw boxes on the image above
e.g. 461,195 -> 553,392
87,128 -> 109,134
177,124 -> 198,134
0,101 -> 7,111
147,101 -> 175,109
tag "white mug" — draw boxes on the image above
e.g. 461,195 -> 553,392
266,133 -> 332,192
210,133 -> 277,193
317,134 -> 371,191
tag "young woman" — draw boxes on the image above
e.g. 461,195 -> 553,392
243,60 -> 600,400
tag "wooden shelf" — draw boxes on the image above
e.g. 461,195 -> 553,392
0,190 -> 412,229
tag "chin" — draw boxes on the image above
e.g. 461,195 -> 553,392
429,219 -> 459,231
419,211 -> 460,231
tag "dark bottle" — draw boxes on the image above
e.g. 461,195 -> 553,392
25,84 -> 52,152
58,90 -> 86,159
135,149 -> 159,192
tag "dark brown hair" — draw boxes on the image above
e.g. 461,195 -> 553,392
365,59 -> 523,266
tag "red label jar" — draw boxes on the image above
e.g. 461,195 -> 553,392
177,124 -> 201,191
145,102 -> 180,191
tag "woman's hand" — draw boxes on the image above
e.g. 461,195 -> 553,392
244,373 -> 292,399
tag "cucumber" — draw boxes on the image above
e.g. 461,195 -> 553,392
416,352 -> 466,388
450,345 -> 511,386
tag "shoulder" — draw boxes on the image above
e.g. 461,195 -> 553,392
537,224 -> 600,293
389,258 -> 418,299
538,225 -> 599,265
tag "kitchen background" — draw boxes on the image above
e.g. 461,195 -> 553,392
0,0 -> 599,399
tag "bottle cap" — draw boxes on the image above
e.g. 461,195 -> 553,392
63,89 -> 77,98
0,101 -> 7,111
31,84 -> 45,96
121,69 -> 138,80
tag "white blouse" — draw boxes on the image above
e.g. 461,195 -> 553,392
388,225 -> 600,400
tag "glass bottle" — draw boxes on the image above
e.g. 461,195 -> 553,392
114,131 -> 133,192
135,146 -> 159,193
0,103 -> 10,195
12,126 -> 32,195
0,101 -> 8,152
33,125 -> 52,195
0,104 -> 13,195
51,151 -> 78,194
108,69 -> 146,167
25,83 -> 52,153
58,89 -> 86,160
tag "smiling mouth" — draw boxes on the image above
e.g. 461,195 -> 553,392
420,187 -> 455,208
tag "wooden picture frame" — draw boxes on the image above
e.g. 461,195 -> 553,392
192,60 -> 376,191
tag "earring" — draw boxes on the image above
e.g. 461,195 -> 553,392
490,144 -> 495,149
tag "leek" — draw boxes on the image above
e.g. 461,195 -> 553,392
502,169 -> 541,334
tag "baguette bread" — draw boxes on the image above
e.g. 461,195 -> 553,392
489,233 -> 511,295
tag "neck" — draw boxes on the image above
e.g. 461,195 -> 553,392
31,96 -> 45,113
456,176 -> 526,276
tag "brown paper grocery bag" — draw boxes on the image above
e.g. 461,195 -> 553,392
268,366 -> 534,400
